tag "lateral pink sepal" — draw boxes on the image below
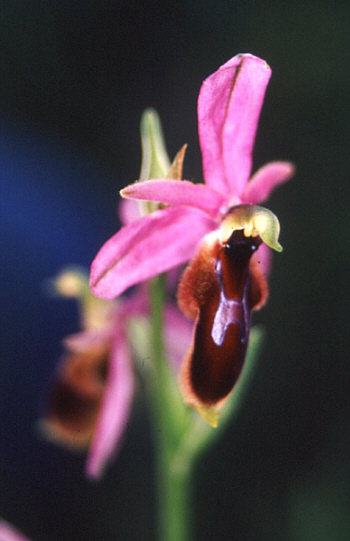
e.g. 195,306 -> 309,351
121,179 -> 225,218
90,206 -> 215,299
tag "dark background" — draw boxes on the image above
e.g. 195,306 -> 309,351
1,1 -> 349,540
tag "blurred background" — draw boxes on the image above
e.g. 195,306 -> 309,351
1,1 -> 349,540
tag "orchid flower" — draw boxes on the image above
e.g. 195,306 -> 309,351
41,267 -> 191,479
89,54 -> 294,425
40,267 -> 135,478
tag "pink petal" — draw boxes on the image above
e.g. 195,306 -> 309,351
241,161 -> 295,204
252,242 -> 272,277
165,266 -> 183,295
121,179 -> 225,219
0,520 -> 32,541
118,198 -> 141,225
198,53 -> 271,198
85,326 -> 134,479
122,284 -> 149,316
90,206 -> 215,300
164,304 -> 193,372
63,328 -> 114,352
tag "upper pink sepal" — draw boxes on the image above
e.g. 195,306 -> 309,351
198,54 -> 271,197
241,161 -> 295,204
90,206 -> 214,299
85,326 -> 134,479
121,179 -> 225,218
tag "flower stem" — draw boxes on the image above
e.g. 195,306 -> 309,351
155,452 -> 192,541
149,275 -> 193,541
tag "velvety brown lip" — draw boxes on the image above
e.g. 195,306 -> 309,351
41,347 -> 109,448
179,230 -> 267,408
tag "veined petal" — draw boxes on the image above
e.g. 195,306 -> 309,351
241,161 -> 295,204
198,54 -> 271,198
86,327 -> 134,479
121,179 -> 225,218
90,206 -> 215,300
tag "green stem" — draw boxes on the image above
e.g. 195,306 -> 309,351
156,453 -> 192,541
149,276 -> 193,541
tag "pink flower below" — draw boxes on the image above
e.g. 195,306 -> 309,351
42,268 -> 192,478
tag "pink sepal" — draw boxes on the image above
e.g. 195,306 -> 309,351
118,198 -> 141,225
241,161 -> 295,204
0,520 -> 32,541
198,54 -> 271,197
63,328 -> 114,352
164,305 -> 193,372
252,242 -> 272,277
85,326 -> 134,479
121,179 -> 225,219
90,206 -> 215,299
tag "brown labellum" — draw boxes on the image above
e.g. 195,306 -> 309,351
178,230 -> 268,415
40,343 -> 109,448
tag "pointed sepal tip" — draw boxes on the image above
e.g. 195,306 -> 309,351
195,404 -> 219,427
